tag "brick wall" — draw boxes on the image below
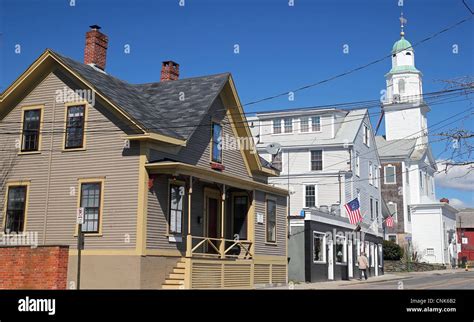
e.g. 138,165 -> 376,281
0,246 -> 69,289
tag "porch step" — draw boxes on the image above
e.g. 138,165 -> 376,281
173,268 -> 186,274
168,273 -> 185,280
163,278 -> 184,285
162,284 -> 182,290
162,258 -> 187,289
176,262 -> 186,268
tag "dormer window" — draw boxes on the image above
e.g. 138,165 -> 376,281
284,118 -> 293,133
273,119 -> 282,134
211,122 -> 222,163
300,117 -> 309,133
311,116 -> 321,132
406,52 -> 411,55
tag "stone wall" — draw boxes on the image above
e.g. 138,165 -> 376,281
384,260 -> 446,272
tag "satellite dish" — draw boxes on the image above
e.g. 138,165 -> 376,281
265,142 -> 281,155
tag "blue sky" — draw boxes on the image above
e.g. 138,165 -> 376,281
1,0 -> 473,206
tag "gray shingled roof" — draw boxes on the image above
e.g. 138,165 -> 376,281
53,51 -> 230,140
375,136 -> 417,159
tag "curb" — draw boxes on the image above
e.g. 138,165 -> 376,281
346,275 -> 413,286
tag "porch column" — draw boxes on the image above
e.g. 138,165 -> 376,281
220,184 -> 226,259
186,176 -> 193,258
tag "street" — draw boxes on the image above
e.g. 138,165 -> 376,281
280,269 -> 474,290
342,270 -> 474,290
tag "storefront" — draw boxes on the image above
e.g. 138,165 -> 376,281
289,210 -> 384,283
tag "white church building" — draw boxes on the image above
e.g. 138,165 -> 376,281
377,26 -> 458,265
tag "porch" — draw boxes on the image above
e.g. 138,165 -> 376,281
145,161 -> 287,289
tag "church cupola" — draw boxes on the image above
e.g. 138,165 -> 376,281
382,13 -> 429,144
384,13 -> 423,105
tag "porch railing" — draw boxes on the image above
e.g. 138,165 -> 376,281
186,235 -> 253,259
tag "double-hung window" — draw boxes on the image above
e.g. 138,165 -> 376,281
273,119 -> 282,134
311,116 -> 321,132
384,165 -> 396,184
355,152 -> 360,176
266,199 -> 277,243
65,105 -> 85,149
21,109 -> 41,152
363,125 -> 370,146
284,118 -> 292,133
300,117 -> 309,133
169,184 -> 184,234
4,185 -> 28,233
80,182 -> 102,233
305,185 -> 316,208
370,197 -> 374,220
211,122 -> 222,163
310,150 -> 323,171
369,162 -> 373,185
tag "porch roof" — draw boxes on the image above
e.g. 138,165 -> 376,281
145,161 -> 288,195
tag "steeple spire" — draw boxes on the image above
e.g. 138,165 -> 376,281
399,12 -> 407,37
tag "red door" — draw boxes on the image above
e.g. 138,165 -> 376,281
208,197 -> 219,239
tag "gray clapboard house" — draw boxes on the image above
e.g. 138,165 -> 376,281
0,26 -> 288,289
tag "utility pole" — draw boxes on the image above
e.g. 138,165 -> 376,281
76,208 -> 85,290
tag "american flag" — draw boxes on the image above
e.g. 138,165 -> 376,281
385,215 -> 394,228
344,198 -> 362,225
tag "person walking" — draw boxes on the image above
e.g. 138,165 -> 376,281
357,252 -> 369,280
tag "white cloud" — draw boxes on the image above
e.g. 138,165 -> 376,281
435,160 -> 474,191
448,198 -> 468,209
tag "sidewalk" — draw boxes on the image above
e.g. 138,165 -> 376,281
272,268 -> 466,290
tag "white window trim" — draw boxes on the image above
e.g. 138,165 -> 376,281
378,244 -> 383,267
384,165 -> 397,184
304,184 -> 318,208
369,161 -> 373,185
363,125 -> 370,147
355,152 -> 360,177
370,243 -> 375,267
311,116 -> 322,133
335,235 -> 347,265
284,117 -> 293,134
299,117 -> 310,133
312,231 -> 327,263
369,197 -> 374,220
272,118 -> 282,135
374,166 -> 380,188
309,149 -> 324,172
387,234 -> 398,243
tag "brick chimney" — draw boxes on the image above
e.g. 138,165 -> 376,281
160,61 -> 180,81
84,25 -> 108,70
440,198 -> 449,204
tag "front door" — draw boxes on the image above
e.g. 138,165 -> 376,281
204,188 -> 221,254
208,197 -> 219,239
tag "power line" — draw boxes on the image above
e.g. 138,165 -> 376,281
0,88 -> 471,139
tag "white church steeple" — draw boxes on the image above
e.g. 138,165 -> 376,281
383,13 -> 429,145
